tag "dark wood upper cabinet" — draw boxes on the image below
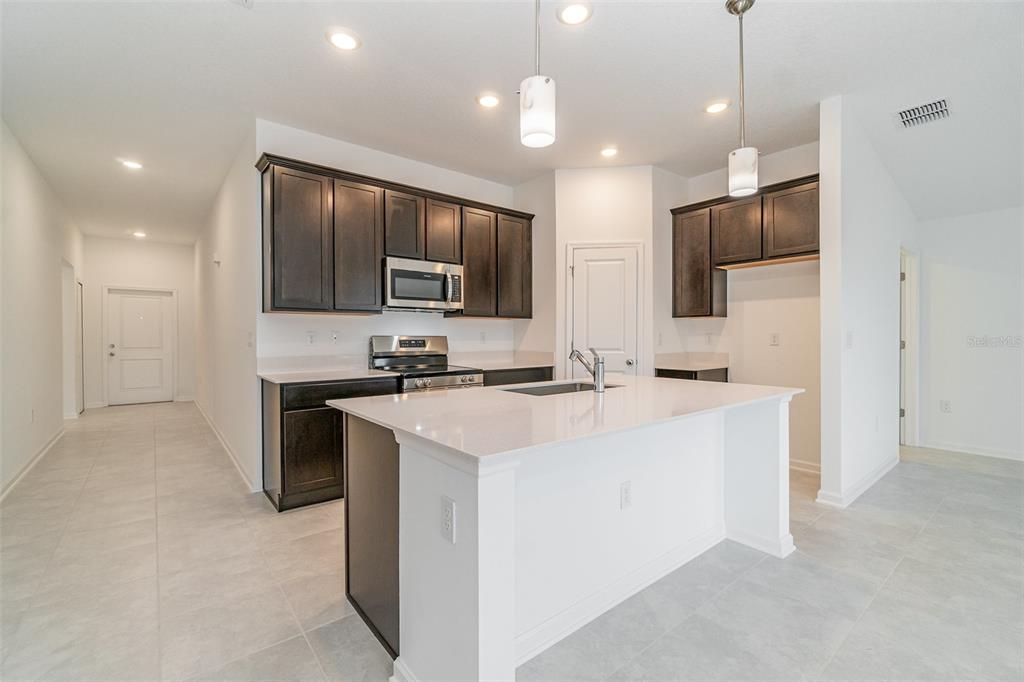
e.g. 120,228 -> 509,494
334,179 -> 384,311
266,166 -> 332,310
673,209 -> 726,318
712,197 -> 762,265
496,214 -> 532,318
763,181 -> 819,258
425,199 -> 462,264
461,207 -> 497,316
384,190 -> 426,260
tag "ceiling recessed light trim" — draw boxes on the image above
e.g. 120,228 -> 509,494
120,159 -> 143,170
326,28 -> 361,51
600,146 -> 618,158
477,94 -> 500,108
706,101 -> 730,114
132,231 -> 147,239
558,3 -> 592,25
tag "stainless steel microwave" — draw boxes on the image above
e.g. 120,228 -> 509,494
384,257 -> 464,312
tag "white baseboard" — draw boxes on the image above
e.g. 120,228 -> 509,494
194,400 -> 261,493
514,527 -> 725,666
728,528 -> 795,558
85,401 -> 106,410
918,440 -> 1023,463
0,428 -> 65,503
174,394 -> 195,403
815,455 -> 899,509
789,459 -> 820,475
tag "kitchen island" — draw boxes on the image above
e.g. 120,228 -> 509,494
328,375 -> 801,682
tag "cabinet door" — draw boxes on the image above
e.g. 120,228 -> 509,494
763,181 -> 819,258
270,166 -> 332,310
461,207 -> 497,316
496,214 -> 532,318
334,179 -> 384,311
283,407 -> 343,497
712,197 -> 762,265
673,209 -> 712,317
425,199 -> 462,264
384,190 -> 425,259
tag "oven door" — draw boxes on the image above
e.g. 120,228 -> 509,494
385,257 -> 461,311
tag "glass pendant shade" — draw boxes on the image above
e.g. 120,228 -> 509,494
520,75 -> 556,148
728,146 -> 758,197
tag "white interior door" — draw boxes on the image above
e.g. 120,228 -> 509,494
570,245 -> 640,378
106,288 -> 175,405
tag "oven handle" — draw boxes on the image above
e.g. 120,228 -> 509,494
445,272 -> 453,303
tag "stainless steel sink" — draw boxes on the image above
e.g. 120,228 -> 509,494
502,382 -> 621,396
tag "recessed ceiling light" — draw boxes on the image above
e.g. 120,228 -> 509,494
706,101 -> 730,114
326,28 -> 361,51
477,94 -> 500,108
600,146 -> 618,158
120,159 -> 143,170
558,3 -> 592,25
132,231 -> 146,239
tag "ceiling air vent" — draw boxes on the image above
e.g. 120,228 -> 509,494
895,99 -> 950,129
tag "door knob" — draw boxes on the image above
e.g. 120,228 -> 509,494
625,359 -> 634,366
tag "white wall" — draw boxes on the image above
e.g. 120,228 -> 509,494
819,95 -> 920,505
660,143 -> 822,471
553,166 -> 656,378
513,172 -> 556,353
195,126 -> 261,490
917,206 -> 1023,460
254,119 -> 520,360
81,236 -> 197,407
652,167 -> 689,352
1,121 -> 84,492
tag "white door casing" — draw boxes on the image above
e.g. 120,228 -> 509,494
569,245 -> 640,378
105,288 -> 176,405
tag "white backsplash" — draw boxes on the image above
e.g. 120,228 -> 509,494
256,310 -> 516,358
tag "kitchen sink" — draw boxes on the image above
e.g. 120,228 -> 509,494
502,382 -> 621,396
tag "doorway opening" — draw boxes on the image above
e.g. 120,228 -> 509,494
566,243 -> 643,379
60,261 -> 83,418
103,286 -> 177,406
899,249 -> 919,447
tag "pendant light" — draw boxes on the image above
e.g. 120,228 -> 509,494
520,0 -> 556,148
726,0 -> 757,197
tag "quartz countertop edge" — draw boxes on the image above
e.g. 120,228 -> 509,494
257,366 -> 397,384
327,376 -> 802,461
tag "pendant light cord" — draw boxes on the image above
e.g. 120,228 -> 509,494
738,12 -> 746,148
534,0 -> 541,76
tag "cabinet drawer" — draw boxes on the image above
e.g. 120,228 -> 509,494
282,377 -> 399,410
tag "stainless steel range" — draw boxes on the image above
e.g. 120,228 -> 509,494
369,335 -> 483,392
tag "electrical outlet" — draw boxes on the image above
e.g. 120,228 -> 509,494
305,331 -> 315,345
705,333 -> 713,346
769,333 -> 780,347
940,400 -> 953,414
658,332 -> 663,347
479,331 -> 487,343
441,496 -> 456,544
619,481 -> 632,510
845,331 -> 854,349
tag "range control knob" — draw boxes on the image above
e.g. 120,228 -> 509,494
424,378 -> 432,387
460,375 -> 468,383
415,379 -> 425,388
466,375 -> 475,383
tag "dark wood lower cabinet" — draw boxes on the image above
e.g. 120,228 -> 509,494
482,366 -> 553,386
344,414 -> 400,659
655,367 -> 729,382
261,377 -> 399,511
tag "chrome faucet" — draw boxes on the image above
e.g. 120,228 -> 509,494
569,347 -> 606,392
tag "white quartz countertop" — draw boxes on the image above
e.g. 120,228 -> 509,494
654,352 -> 729,372
447,350 -> 554,371
328,375 -> 801,459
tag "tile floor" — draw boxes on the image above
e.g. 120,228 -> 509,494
1,403 -> 1021,681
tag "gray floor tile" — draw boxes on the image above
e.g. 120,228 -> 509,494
306,615 -> 393,682
280,569 -> 355,632
189,635 -> 326,681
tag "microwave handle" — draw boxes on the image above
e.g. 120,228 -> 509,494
445,272 -> 453,303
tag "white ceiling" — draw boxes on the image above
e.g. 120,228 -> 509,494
3,1 -> 1021,243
